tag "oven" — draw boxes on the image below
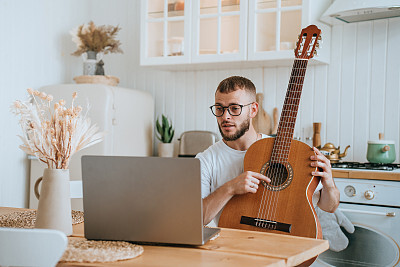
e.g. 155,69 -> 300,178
313,163 -> 400,267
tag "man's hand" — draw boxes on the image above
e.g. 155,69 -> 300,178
202,171 -> 270,225
310,147 -> 340,212
310,147 -> 335,187
227,171 -> 271,195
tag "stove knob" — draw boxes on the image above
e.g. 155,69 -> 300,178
344,185 -> 356,197
364,190 -> 375,200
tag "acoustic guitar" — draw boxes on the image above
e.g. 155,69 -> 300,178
219,25 -> 323,241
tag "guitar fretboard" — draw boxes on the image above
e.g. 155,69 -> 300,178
271,59 -> 308,164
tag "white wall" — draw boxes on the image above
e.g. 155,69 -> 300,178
0,0 -> 165,207
1,0 -> 399,207
0,0 -> 92,208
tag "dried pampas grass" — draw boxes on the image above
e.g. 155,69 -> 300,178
11,89 -> 104,169
71,21 -> 123,56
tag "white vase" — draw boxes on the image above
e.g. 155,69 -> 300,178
82,51 -> 103,76
34,168 -> 72,236
158,143 -> 174,157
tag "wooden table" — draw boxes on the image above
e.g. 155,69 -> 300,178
0,207 -> 328,266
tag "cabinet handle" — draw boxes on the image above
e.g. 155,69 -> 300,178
339,208 -> 396,217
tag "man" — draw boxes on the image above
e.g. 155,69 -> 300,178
196,76 -> 340,227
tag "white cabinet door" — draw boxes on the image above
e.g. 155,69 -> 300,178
248,0 -> 330,64
140,0 -> 192,65
140,0 -> 330,67
191,0 -> 248,63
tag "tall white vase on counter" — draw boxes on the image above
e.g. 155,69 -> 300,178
34,168 -> 72,236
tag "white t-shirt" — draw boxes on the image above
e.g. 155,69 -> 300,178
196,135 -> 322,227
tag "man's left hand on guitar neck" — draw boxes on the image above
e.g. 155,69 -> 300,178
310,147 -> 340,213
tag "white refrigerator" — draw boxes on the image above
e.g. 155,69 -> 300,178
29,84 -> 154,210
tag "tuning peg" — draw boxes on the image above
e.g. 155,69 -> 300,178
315,43 -> 320,48
313,50 -> 318,56
318,35 -> 322,41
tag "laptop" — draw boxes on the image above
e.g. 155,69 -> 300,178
81,155 -> 220,245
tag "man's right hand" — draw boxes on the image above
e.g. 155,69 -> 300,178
203,171 -> 270,225
227,171 -> 271,195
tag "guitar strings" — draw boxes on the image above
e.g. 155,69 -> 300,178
266,59 -> 303,228
258,61 -> 296,228
271,59 -> 307,227
256,61 -> 298,229
269,59 -> 307,229
257,58 -> 308,230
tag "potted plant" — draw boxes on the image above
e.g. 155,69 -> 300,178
156,114 -> 175,157
70,21 -> 123,76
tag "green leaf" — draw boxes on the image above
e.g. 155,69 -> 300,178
155,114 -> 174,143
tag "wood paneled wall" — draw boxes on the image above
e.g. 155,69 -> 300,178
146,18 -> 400,164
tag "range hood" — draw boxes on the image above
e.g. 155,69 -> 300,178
320,0 -> 400,25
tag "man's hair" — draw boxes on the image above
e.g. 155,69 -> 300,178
215,76 -> 256,101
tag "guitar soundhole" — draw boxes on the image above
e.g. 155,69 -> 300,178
260,162 -> 293,191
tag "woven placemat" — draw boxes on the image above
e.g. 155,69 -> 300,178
0,210 -> 84,228
60,238 -> 143,263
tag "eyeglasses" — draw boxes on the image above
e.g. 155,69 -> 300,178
209,103 -> 253,117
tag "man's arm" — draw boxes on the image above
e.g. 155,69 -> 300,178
311,147 -> 340,212
203,171 -> 270,225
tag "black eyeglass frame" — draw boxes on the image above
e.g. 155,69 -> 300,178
209,102 -> 254,117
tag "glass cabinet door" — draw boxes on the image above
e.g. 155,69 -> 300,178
192,0 -> 247,63
248,0 -> 302,60
141,0 -> 191,65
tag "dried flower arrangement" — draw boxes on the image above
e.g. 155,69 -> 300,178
70,21 -> 123,56
11,89 -> 104,169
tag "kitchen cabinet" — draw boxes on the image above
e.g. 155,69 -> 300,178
140,0 -> 192,65
248,0 -> 330,64
140,0 -> 331,69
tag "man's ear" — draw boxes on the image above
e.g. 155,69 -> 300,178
250,102 -> 259,118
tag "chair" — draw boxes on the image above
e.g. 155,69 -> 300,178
0,227 -> 68,267
178,131 -> 219,157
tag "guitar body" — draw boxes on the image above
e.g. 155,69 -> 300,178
219,137 -> 322,239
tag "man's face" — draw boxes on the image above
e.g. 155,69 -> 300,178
214,89 -> 254,141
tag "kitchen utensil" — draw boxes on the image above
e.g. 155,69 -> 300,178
313,122 -> 321,148
253,93 -> 272,134
367,133 -> 396,163
272,107 -> 279,135
319,143 -> 350,163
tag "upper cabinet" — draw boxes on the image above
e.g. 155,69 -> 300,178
140,0 -> 192,65
191,0 -> 248,63
140,0 -> 331,69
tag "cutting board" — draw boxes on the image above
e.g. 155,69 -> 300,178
253,93 -> 272,135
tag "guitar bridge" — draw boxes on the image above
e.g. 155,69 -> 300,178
240,216 -> 291,233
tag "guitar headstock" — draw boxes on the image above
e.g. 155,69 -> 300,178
294,25 -> 321,59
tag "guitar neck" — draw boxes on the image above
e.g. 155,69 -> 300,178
271,58 -> 309,163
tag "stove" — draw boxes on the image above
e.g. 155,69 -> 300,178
315,162 -> 400,266
331,161 -> 400,171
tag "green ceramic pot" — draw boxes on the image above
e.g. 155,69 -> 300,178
367,140 -> 396,164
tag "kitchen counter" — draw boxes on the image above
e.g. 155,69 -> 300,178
332,168 -> 400,181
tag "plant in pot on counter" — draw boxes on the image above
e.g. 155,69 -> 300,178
156,114 -> 175,157
70,21 -> 123,76
11,88 -> 104,235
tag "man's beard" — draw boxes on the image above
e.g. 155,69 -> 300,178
218,117 -> 250,141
